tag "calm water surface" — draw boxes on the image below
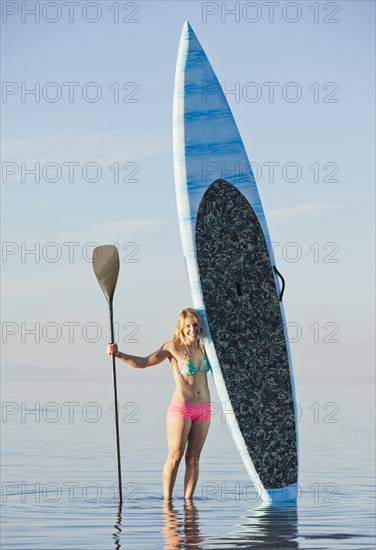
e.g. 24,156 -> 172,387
1,383 -> 374,549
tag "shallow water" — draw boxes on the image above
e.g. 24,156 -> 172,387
1,383 -> 374,549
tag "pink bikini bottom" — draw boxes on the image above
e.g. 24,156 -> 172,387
167,400 -> 211,422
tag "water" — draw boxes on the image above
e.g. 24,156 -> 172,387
1,382 -> 374,549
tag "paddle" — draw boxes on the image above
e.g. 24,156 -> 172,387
92,245 -> 122,505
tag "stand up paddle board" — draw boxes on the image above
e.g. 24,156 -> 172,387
173,22 -> 298,503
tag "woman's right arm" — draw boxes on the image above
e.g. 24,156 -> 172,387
107,342 -> 172,369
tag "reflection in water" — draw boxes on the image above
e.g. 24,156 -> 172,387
218,501 -> 299,549
162,499 -> 204,549
162,499 -> 298,549
112,502 -> 122,550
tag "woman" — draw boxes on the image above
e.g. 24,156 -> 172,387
107,308 -> 211,501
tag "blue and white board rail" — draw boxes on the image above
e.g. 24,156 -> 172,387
173,21 -> 298,503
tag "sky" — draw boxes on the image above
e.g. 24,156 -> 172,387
1,0 -> 375,391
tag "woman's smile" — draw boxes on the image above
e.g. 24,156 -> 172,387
183,320 -> 200,341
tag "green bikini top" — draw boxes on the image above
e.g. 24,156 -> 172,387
177,345 -> 211,376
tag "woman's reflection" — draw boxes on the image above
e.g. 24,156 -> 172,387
162,499 -> 204,549
162,498 -> 298,549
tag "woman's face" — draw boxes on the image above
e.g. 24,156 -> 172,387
182,316 -> 201,344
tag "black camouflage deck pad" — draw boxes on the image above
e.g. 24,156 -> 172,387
195,179 -> 297,488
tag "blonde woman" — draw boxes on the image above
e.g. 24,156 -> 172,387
107,308 -> 211,500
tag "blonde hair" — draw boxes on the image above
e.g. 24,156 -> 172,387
174,308 -> 205,350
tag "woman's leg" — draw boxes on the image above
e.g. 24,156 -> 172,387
184,420 -> 210,499
163,414 -> 192,499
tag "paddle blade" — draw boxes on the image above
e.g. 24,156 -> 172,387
92,245 -> 120,301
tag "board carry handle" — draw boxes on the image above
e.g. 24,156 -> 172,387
273,266 -> 285,302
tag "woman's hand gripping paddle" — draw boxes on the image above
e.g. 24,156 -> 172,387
92,245 -> 122,505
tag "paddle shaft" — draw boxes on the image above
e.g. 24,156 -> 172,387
108,298 -> 123,505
